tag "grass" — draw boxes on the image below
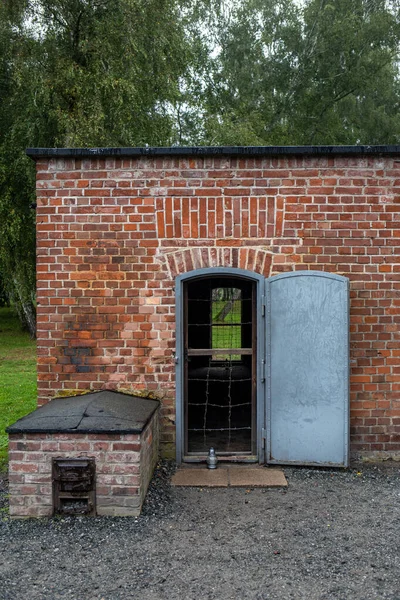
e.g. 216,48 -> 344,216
0,307 -> 37,472
212,300 -> 242,359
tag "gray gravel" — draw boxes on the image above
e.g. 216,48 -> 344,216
1,462 -> 400,600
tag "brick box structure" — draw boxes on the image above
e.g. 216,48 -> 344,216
27,145 -> 400,463
7,392 -> 160,517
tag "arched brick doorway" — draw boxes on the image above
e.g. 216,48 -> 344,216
176,268 -> 265,463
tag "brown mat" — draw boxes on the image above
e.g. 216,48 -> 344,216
171,467 -> 287,488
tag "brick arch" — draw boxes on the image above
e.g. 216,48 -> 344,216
160,247 -> 272,279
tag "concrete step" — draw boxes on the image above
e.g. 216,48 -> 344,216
171,466 -> 287,488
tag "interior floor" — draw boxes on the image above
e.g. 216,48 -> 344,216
188,430 -> 252,453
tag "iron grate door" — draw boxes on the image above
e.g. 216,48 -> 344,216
184,276 -> 257,456
265,271 -> 349,467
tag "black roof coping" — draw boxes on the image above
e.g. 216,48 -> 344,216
26,145 -> 400,159
6,390 -> 159,434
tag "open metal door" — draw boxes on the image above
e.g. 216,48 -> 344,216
265,271 -> 349,467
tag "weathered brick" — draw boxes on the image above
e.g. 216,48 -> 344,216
8,412 -> 158,518
26,152 -> 400,463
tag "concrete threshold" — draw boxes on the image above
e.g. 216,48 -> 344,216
171,466 -> 287,488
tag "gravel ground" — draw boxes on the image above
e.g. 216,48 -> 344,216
1,462 -> 400,600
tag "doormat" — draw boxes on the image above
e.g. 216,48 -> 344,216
171,467 -> 287,488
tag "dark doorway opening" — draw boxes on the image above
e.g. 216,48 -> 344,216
184,276 -> 256,456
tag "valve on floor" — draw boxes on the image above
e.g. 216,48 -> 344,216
206,447 -> 218,469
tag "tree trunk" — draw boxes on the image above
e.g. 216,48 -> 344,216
20,299 -> 36,339
214,289 -> 241,322
12,276 -> 36,338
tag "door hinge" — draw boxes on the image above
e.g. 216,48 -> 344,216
261,428 -> 267,449
261,358 -> 265,383
261,295 -> 266,316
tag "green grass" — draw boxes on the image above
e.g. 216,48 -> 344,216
0,307 -> 37,472
212,300 -> 242,358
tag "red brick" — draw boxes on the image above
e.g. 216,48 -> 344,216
29,153 -> 400,461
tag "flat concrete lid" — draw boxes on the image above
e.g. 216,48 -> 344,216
6,391 -> 159,434
171,467 -> 287,488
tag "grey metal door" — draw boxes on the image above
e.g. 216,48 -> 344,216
265,271 -> 349,467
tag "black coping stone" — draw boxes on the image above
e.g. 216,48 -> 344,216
6,391 -> 159,434
26,145 -> 400,159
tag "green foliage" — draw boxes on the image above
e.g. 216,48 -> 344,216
19,0 -> 191,147
196,0 -> 400,145
0,308 -> 37,472
0,7 -> 37,335
0,0 -> 193,335
0,272 -> 9,308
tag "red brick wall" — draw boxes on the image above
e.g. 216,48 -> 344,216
34,153 -> 400,460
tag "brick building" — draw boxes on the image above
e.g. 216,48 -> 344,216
26,145 -> 400,466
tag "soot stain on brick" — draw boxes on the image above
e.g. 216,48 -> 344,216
60,347 -> 104,374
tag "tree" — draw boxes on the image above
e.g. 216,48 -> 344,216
0,4 -> 37,335
196,0 -> 400,145
0,0 -> 193,336
296,0 -> 400,144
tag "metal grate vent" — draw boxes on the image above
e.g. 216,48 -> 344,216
53,458 -> 96,516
